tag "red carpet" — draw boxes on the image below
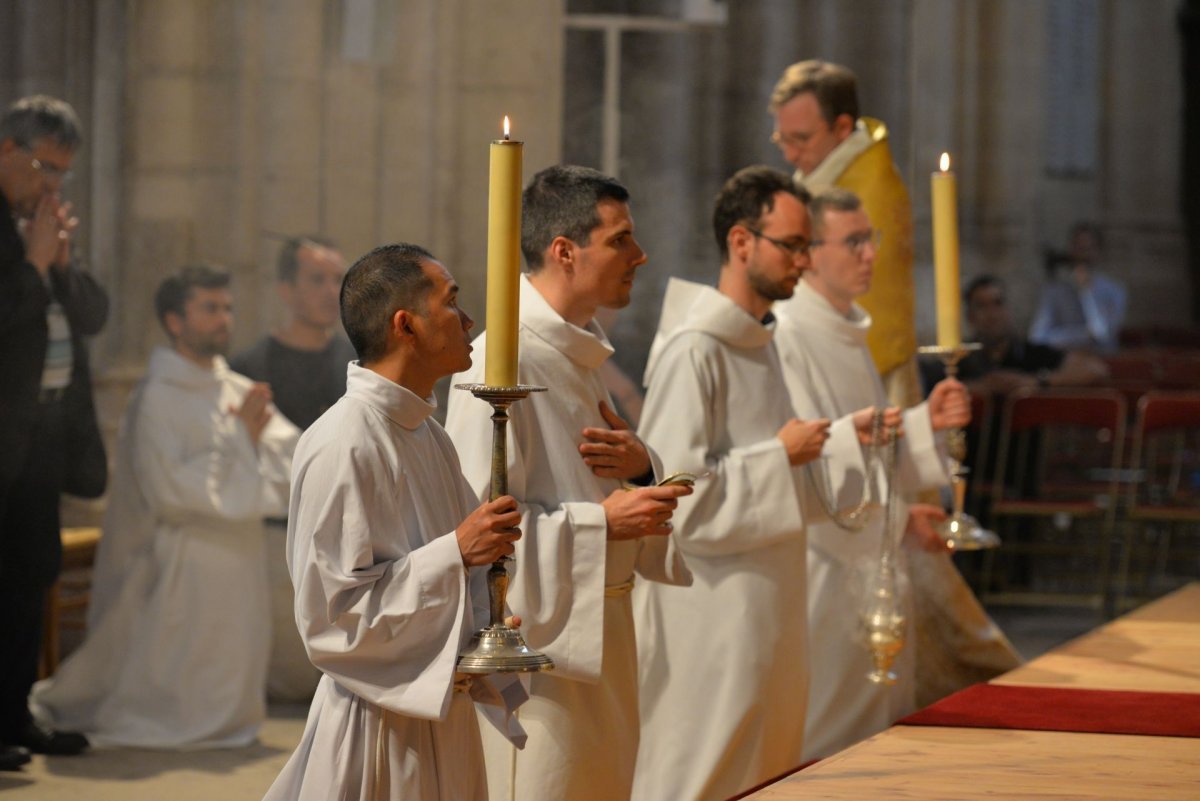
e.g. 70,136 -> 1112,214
898,682 -> 1200,737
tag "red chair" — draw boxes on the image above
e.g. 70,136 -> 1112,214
1118,393 -> 1200,608
964,392 -> 994,512
982,389 -> 1127,615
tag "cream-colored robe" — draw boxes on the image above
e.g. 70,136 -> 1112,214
264,364 -> 525,801
32,348 -> 298,748
631,279 -> 862,801
444,275 -> 689,801
775,280 -> 951,759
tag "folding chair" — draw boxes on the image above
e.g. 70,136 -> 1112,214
981,389 -> 1126,615
1118,393 -> 1200,609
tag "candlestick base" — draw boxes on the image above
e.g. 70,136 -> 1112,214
917,343 -> 1001,552
940,510 -> 1001,552
453,382 -> 554,675
457,623 -> 555,674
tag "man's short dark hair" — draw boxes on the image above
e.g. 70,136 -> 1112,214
808,187 -> 863,240
154,264 -> 231,332
521,165 -> 630,271
0,95 -> 83,151
768,60 -> 860,125
277,234 -> 337,283
712,166 -> 808,262
964,273 -> 1004,307
340,243 -> 436,364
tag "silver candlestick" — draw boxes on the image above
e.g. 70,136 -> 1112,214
454,383 -> 554,674
918,343 -> 1000,551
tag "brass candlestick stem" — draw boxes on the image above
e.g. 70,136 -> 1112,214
918,343 -> 1000,551
455,383 -> 554,674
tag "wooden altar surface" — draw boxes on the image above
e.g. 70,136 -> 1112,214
743,582 -> 1200,800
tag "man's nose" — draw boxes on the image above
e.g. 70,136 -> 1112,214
630,240 -> 648,267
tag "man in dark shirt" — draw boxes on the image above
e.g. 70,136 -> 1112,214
0,95 -> 102,769
921,275 -> 1109,526
230,236 -> 355,701
955,274 -> 1108,396
230,236 -> 355,429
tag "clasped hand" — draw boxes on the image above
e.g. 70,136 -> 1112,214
580,401 -> 652,480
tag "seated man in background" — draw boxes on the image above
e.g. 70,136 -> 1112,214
1029,222 -> 1127,354
953,274 -> 1109,397
32,265 -> 299,748
230,235 -> 355,702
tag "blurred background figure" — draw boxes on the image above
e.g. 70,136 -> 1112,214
0,94 -> 104,770
1029,222 -> 1128,354
230,236 -> 355,703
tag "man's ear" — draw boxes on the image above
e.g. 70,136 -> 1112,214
728,224 -> 754,264
833,113 -> 855,141
548,236 -> 575,273
392,308 -> 417,344
276,281 -> 295,308
163,311 -> 184,341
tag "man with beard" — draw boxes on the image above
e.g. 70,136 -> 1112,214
32,265 -> 299,748
632,166 -> 864,801
445,165 -> 692,801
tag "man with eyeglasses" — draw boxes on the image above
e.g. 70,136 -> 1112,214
769,60 -> 920,411
0,95 -> 105,771
773,188 -> 1018,760
631,167 -> 869,801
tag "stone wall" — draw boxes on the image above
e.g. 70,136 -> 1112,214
1,0 -> 1192,443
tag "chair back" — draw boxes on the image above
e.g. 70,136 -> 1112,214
993,389 -> 1127,505
1128,392 -> 1200,515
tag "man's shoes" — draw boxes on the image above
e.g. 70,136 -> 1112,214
0,744 -> 32,771
15,722 -> 89,756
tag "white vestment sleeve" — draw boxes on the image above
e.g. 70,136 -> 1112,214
799,415 -> 868,524
133,387 -> 266,522
638,338 -> 806,558
895,403 -> 952,492
290,445 -> 471,723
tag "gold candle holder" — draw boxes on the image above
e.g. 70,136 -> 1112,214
918,343 -> 1001,551
455,383 -> 554,674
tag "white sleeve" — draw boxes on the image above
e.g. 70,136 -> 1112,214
133,386 -> 266,522
288,442 -> 470,722
638,337 -> 806,558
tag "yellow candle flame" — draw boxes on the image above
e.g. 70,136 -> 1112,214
503,115 -> 511,140
940,152 -> 951,172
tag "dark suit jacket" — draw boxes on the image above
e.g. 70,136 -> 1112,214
0,189 -> 108,552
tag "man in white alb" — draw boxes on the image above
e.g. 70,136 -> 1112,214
445,165 -> 692,801
773,187 -> 975,759
33,265 -> 298,748
264,243 -> 527,800
633,166 -> 868,801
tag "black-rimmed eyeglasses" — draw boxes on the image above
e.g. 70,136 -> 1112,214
746,227 -> 811,258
